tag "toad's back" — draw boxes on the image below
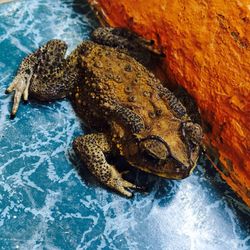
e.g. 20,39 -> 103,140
72,42 -> 193,168
73,42 -> 183,130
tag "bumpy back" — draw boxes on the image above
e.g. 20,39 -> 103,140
72,42 -> 195,168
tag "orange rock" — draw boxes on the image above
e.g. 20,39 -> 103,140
89,0 -> 250,206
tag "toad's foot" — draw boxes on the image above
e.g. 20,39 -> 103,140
107,167 -> 141,197
73,133 -> 141,197
5,58 -> 34,118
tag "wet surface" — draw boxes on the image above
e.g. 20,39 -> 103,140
0,0 -> 249,249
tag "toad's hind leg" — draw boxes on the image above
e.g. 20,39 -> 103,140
73,133 -> 139,197
5,40 -> 75,117
91,27 -> 164,67
92,27 -> 154,47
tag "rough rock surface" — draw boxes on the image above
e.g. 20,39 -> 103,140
88,0 -> 250,206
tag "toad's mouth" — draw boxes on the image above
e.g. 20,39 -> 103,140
130,154 -> 194,180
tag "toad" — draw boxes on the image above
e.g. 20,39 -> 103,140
5,27 -> 203,197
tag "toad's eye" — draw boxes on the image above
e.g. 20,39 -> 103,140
139,136 -> 170,162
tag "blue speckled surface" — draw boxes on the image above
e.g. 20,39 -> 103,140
0,1 -> 250,249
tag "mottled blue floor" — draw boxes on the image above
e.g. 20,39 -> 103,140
0,0 -> 249,249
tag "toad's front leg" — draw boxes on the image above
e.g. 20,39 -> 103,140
73,133 -> 140,197
5,39 -> 70,118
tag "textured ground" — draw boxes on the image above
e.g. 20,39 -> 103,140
0,0 -> 249,249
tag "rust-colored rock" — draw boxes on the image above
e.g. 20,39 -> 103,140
88,0 -> 250,206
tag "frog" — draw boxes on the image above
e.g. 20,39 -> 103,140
5,27 -> 203,197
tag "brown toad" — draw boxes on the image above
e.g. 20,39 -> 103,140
6,27 -> 203,197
